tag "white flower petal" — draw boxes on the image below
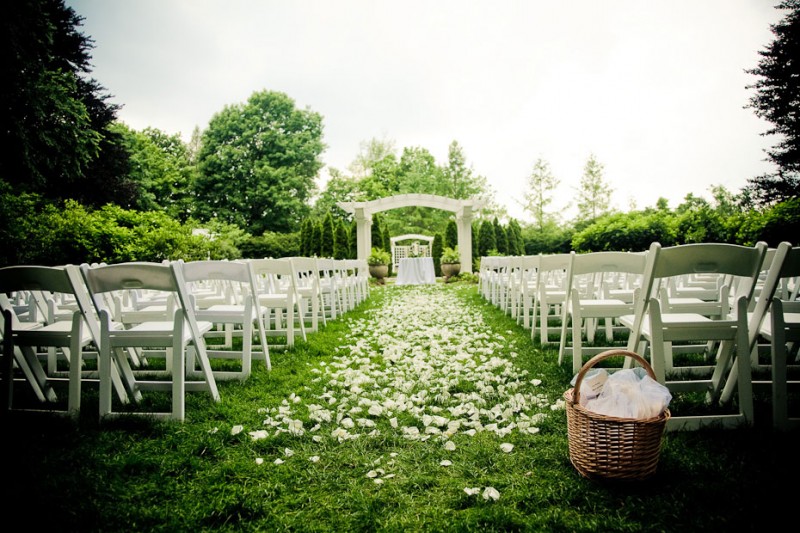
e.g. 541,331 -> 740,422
440,460 -> 452,467
500,443 -> 514,453
231,425 -> 244,435
483,487 -> 500,501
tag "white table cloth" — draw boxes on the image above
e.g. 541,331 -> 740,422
396,257 -> 436,285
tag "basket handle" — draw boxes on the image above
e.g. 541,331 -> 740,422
572,349 -> 656,405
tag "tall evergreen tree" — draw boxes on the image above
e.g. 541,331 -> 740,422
371,214 -> 384,251
576,154 -> 613,221
445,219 -> 458,249
311,219 -> 323,257
300,218 -> 312,256
349,218 -> 358,258
522,158 -> 560,231
432,233 -> 444,277
321,212 -> 335,258
744,0 -> 800,206
334,220 -> 349,259
478,219 -> 497,257
1,0 -> 134,206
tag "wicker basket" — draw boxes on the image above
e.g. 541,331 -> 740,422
564,349 -> 670,481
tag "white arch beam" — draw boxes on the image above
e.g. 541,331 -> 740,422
338,194 -> 486,274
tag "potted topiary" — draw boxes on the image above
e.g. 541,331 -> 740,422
440,246 -> 461,281
368,247 -> 391,284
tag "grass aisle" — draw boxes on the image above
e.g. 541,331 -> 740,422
5,283 -> 798,532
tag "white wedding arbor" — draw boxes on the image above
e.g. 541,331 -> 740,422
337,194 -> 486,274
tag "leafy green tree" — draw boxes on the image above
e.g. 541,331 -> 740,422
348,136 -> 397,179
445,219 -> 458,249
240,231 -> 300,259
113,124 -> 195,220
572,210 -> 676,252
520,221 -> 573,255
1,0 -> 134,207
522,158 -> 561,231
674,193 -> 731,244
194,90 -> 324,234
311,168 -> 361,221
744,0 -> 800,206
321,212 -> 335,257
478,219 -> 497,257
576,154 -> 613,222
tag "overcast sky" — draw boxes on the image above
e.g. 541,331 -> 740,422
67,0 -> 785,222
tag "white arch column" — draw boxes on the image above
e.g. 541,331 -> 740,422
456,204 -> 475,273
354,206 -> 372,261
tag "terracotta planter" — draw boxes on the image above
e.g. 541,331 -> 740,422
369,264 -> 388,284
441,262 -> 461,280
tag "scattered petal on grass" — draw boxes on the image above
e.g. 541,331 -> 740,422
500,443 -> 514,453
309,456 -> 320,463
255,457 -> 264,465
249,430 -> 268,440
231,425 -> 244,436
373,478 -> 384,485
483,487 -> 500,501
366,470 -> 379,478
273,458 -> 284,465
464,487 -> 480,496
208,427 -> 219,434
384,473 -> 396,479
440,460 -> 452,467
284,448 -> 294,457
444,441 -> 456,451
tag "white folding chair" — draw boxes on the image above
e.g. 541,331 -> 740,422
178,259 -> 270,379
81,261 -> 220,421
730,242 -> 800,430
246,258 -> 307,350
515,255 -> 540,331
620,241 -> 768,431
0,265 -> 128,417
558,251 -> 647,373
288,257 -> 326,333
531,253 -> 571,344
316,257 -> 343,320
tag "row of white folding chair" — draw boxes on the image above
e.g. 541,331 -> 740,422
719,242 -> 800,430
557,251 -> 647,373
0,265 -> 131,417
1,262 -> 220,421
619,241 -> 769,431
179,259 -> 270,378
245,258 -> 307,351
81,261 -> 221,421
530,253 -> 571,344
1,257 -> 371,420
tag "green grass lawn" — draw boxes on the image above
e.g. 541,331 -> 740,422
4,281 -> 798,532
